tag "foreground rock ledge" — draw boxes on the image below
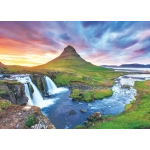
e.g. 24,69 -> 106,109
0,102 -> 55,129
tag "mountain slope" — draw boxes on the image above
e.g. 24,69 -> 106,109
37,45 -> 108,72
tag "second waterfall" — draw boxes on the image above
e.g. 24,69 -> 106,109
44,76 -> 58,95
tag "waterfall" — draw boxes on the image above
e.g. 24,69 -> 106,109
44,76 -> 58,95
26,77 -> 44,106
24,83 -> 33,105
25,76 -> 58,108
15,75 -> 68,108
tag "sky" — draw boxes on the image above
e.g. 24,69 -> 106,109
0,21 -> 150,66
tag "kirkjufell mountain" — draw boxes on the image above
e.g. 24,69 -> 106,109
0,45 -> 108,73
37,45 -> 107,71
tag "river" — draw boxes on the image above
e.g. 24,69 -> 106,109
1,72 -> 150,129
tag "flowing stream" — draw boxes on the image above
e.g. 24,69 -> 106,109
1,73 -> 150,129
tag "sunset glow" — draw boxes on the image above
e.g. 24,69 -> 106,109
0,21 -> 150,66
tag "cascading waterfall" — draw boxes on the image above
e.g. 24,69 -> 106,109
24,76 -> 59,108
26,77 -> 44,106
24,83 -> 33,105
44,76 -> 58,95
15,75 -> 68,108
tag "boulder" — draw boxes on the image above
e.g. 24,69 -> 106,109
84,121 -> 88,125
80,109 -> 86,113
68,109 -> 77,115
87,114 -> 94,121
93,112 -> 102,119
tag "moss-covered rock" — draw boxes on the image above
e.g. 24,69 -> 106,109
70,88 -> 113,102
0,98 -> 12,112
0,80 -> 28,105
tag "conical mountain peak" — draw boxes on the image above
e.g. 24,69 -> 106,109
59,45 -> 80,57
39,45 -> 96,70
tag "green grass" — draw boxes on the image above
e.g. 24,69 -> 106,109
0,90 -> 7,95
90,80 -> 150,129
125,100 -> 136,110
0,80 -> 20,85
70,89 -> 113,102
25,115 -> 39,128
0,99 -> 11,111
54,73 -> 83,86
74,124 -> 85,129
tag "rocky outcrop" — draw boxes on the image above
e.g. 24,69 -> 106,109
30,74 -> 47,96
0,81 -> 28,105
80,109 -> 86,113
69,81 -> 104,90
84,112 -> 102,127
30,73 -> 58,96
87,112 -> 102,121
27,82 -> 34,98
0,100 -> 55,129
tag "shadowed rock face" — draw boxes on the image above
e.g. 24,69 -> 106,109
0,82 -> 28,105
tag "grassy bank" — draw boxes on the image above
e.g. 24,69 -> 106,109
89,80 -> 150,129
53,71 -> 122,87
70,89 -> 113,102
0,99 -> 12,112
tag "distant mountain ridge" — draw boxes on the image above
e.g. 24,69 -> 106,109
101,64 -> 150,68
0,62 -> 5,67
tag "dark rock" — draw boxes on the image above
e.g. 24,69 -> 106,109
84,121 -> 88,125
68,109 -> 77,115
0,82 -> 28,105
93,112 -> 102,119
30,74 -> 47,96
86,112 -> 102,125
30,73 -> 58,96
69,81 -> 103,90
80,109 -> 86,113
87,114 -> 94,121
121,85 -> 131,89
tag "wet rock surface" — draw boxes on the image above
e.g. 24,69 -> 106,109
68,109 -> 77,115
85,112 -> 102,127
80,109 -> 86,113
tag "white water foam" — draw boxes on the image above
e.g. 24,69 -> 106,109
45,76 -> 68,95
16,76 -> 59,108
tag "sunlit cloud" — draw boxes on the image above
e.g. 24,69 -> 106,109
0,21 -> 150,66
